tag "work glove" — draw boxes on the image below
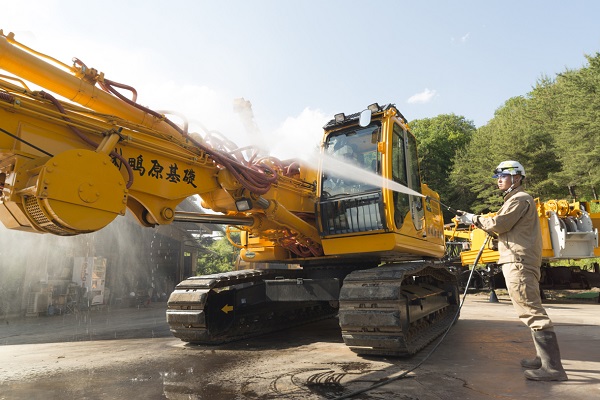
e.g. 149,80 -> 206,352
456,211 -> 475,225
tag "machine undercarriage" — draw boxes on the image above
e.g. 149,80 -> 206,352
167,261 -> 459,356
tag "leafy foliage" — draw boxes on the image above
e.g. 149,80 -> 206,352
551,55 -> 600,200
409,114 -> 476,218
196,234 -> 239,275
413,53 -> 600,217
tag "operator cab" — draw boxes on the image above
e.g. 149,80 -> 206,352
317,104 -> 444,260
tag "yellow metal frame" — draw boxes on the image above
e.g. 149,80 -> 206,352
318,109 -> 445,260
0,31 -> 319,251
445,199 -> 600,267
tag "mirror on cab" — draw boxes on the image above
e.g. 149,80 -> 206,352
359,109 -> 372,127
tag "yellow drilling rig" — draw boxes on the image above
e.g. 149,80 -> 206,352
0,30 -> 458,356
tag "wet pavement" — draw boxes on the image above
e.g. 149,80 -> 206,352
0,294 -> 599,399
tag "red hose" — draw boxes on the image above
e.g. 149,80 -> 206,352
99,79 -> 277,195
0,92 -> 14,103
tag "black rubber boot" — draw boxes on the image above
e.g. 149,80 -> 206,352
523,330 -> 568,381
521,331 -> 542,368
521,355 -> 541,369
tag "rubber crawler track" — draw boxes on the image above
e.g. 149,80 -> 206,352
166,269 -> 338,344
338,261 -> 459,356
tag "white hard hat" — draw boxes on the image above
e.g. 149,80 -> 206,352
493,160 -> 526,178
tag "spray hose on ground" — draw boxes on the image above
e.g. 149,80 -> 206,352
332,233 -> 492,400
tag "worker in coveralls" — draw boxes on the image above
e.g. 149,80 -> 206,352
457,160 -> 568,381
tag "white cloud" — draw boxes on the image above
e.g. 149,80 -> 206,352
407,88 -> 438,104
149,90 -> 330,162
270,108 -> 330,160
450,32 -> 471,45
148,89 -> 329,162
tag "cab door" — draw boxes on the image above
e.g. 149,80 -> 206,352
390,122 -> 424,232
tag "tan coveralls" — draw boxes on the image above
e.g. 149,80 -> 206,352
473,186 -> 553,331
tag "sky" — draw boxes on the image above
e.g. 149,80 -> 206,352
2,0 -> 600,159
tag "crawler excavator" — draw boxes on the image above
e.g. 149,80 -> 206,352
0,30 -> 458,356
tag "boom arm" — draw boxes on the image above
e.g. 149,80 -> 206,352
0,30 -> 320,257
0,30 -> 449,266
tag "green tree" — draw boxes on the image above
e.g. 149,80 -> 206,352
439,51 -> 600,213
523,76 -> 565,199
409,114 -> 476,219
452,94 -> 562,213
551,54 -> 600,200
196,234 -> 239,275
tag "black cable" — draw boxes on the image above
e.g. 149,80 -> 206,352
0,126 -> 53,157
332,235 -> 492,400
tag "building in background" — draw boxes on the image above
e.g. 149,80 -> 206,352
0,197 -> 220,317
